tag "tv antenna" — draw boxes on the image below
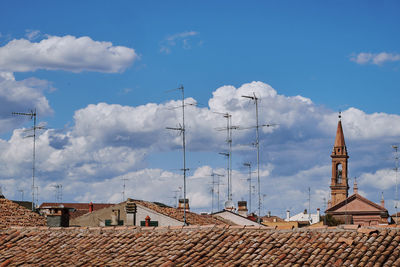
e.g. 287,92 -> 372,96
166,85 -> 190,225
241,93 -> 277,222
34,186 -> 39,209
209,172 -> 224,212
393,145 -> 399,224
18,189 -> 24,201
243,162 -> 253,213
12,109 -> 45,211
214,112 -> 239,204
52,184 -> 63,203
308,187 -> 311,223
121,178 -> 129,202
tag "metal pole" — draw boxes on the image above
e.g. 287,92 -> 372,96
32,109 -> 36,211
393,145 -> 399,225
244,163 -> 252,213
254,97 -> 261,222
211,173 -> 215,213
181,86 -> 187,226
229,115 -> 233,201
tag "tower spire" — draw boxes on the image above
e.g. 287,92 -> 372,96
329,113 -> 349,207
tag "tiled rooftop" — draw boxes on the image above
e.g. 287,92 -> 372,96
1,225 -> 400,266
0,198 -> 46,228
132,200 -> 231,225
39,202 -> 115,220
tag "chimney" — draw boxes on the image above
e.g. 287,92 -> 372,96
381,192 -> 385,208
237,201 -> 248,217
145,215 -> 151,227
178,198 -> 189,211
89,202 -> 94,213
267,211 -> 271,218
317,208 -> 320,218
304,209 -> 307,214
286,210 -> 290,221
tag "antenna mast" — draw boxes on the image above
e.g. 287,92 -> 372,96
393,145 -> 399,224
121,178 -> 128,202
18,189 -> 24,201
241,93 -> 262,222
308,187 -> 311,223
12,109 -> 44,211
166,85 -> 189,225
243,162 -> 252,213
210,172 -> 224,212
52,184 -> 62,203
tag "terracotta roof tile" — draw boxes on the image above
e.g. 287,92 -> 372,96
132,200 -> 231,225
1,226 -> 400,265
0,198 -> 46,228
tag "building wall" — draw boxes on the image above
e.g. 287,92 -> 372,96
70,202 -> 182,227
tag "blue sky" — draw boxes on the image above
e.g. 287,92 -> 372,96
1,1 -> 400,218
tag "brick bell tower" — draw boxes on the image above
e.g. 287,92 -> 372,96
330,112 -> 349,207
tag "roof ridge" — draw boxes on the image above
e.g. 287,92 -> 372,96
6,225 -> 400,233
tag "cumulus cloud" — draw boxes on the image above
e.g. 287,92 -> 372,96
351,52 -> 400,65
0,35 -> 137,73
0,72 -> 53,133
1,81 -> 400,216
160,31 -> 199,54
25,29 -> 41,41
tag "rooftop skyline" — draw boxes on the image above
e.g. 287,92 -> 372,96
0,1 -> 400,218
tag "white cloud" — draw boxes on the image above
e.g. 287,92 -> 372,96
351,52 -> 400,65
0,35 -> 137,73
359,168 -> 396,190
1,81 -> 400,216
25,29 -> 41,41
160,31 -> 199,54
0,72 -> 53,133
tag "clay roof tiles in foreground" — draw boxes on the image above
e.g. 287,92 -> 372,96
1,225 -> 400,266
0,198 -> 46,228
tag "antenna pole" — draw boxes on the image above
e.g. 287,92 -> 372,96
211,173 -> 215,213
393,145 -> 399,224
181,86 -> 188,226
242,93 -> 262,222
12,109 -> 40,211
308,187 -> 311,223
121,178 -> 128,202
166,85 -> 188,225
244,163 -> 252,213
18,189 -> 24,201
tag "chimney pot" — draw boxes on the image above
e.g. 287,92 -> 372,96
145,215 -> 151,227
89,202 -> 94,213
237,201 -> 248,217
286,210 -> 290,221
178,198 -> 189,211
268,211 -> 271,217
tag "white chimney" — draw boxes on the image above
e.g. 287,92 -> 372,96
286,210 -> 290,221
237,201 -> 248,217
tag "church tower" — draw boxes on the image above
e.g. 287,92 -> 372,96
330,113 -> 349,207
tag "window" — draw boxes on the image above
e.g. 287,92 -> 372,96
336,163 -> 342,184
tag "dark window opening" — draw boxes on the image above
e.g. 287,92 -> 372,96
336,163 -> 342,184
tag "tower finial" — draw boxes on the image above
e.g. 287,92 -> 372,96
353,177 -> 358,194
338,110 -> 342,120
